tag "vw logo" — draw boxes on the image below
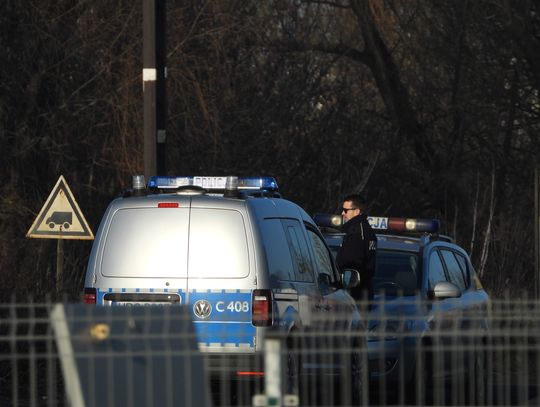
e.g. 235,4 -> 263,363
193,300 -> 212,319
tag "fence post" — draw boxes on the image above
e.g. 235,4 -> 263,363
253,333 -> 299,407
252,335 -> 282,407
265,337 -> 282,406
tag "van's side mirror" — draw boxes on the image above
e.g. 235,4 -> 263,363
341,269 -> 360,289
318,273 -> 332,289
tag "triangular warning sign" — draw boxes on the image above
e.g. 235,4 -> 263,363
27,175 -> 94,240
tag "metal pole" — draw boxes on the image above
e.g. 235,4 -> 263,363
143,0 -> 157,180
56,239 -> 64,300
51,304 -> 85,407
265,337 -> 282,407
533,165 -> 540,298
156,0 -> 167,175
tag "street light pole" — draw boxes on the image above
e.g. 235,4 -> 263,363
156,0 -> 167,175
533,165 -> 540,298
143,0 -> 156,180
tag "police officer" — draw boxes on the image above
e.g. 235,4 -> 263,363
335,194 -> 377,304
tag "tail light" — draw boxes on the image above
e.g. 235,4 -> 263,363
252,289 -> 272,326
236,371 -> 265,377
83,287 -> 97,304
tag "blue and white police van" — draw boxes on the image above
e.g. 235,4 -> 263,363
83,175 -> 366,402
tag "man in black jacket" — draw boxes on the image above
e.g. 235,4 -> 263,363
335,194 -> 377,304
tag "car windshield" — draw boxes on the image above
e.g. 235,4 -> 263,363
373,249 -> 420,296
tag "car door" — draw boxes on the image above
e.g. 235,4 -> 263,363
305,226 -> 357,323
439,248 -> 489,376
305,226 -> 362,376
424,246 -> 464,380
279,219 -> 329,333
440,248 -> 488,330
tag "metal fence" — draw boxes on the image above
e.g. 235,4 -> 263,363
0,300 -> 539,406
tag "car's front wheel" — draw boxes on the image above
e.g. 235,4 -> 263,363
350,341 -> 365,405
406,341 -> 435,405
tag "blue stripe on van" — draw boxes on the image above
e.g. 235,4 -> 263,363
189,290 -> 254,348
188,290 -> 251,322
194,321 -> 255,348
95,288 -> 256,347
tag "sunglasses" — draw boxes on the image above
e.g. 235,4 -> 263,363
341,207 -> 358,213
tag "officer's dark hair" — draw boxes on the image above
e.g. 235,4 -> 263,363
342,193 -> 367,211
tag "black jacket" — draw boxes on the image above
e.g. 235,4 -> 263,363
336,213 -> 377,299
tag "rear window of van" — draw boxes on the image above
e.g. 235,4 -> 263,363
102,208 -> 190,278
188,208 -> 249,278
101,207 -> 249,279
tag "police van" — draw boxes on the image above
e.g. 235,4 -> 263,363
313,213 -> 490,402
83,175 -> 365,401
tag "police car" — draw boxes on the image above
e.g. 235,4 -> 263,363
83,175 -> 366,403
313,213 -> 490,402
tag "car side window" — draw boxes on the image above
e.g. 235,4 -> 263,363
440,249 -> 467,291
306,228 -> 335,282
282,219 -> 314,282
261,218 -> 296,281
428,250 -> 447,289
453,252 -> 470,288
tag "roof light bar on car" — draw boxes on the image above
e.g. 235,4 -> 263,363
312,213 -> 343,228
147,176 -> 279,191
380,218 -> 440,233
313,213 -> 440,234
369,217 -> 440,233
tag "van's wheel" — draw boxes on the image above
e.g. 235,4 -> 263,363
63,222 -> 70,229
286,334 -> 303,404
48,222 -> 55,228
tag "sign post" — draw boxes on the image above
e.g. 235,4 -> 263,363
536,166 -> 540,298
27,175 -> 94,298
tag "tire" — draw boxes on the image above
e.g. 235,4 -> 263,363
406,342 -> 434,405
467,339 -> 488,405
331,337 -> 365,406
285,334 -> 302,401
350,345 -> 364,405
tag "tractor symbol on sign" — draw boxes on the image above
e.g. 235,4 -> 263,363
46,211 -> 72,229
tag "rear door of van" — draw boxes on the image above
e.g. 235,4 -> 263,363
186,204 -> 257,352
93,196 -> 190,306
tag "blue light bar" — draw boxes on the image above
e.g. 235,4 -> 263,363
147,176 -> 192,189
313,213 -> 440,234
147,176 -> 278,191
237,177 -> 278,190
384,218 -> 440,233
369,217 -> 440,233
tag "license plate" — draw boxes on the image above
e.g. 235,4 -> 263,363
112,301 -> 173,306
